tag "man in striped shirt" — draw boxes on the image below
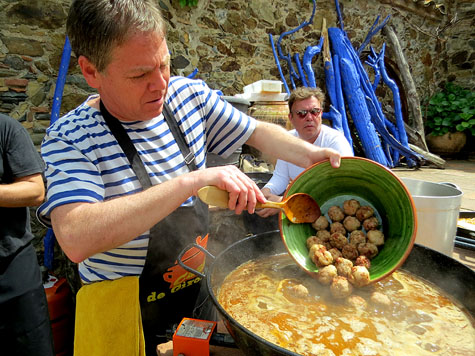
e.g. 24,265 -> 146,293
38,0 -> 341,354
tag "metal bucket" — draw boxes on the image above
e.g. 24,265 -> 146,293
401,178 -> 463,256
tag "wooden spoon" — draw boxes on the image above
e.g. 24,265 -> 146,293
197,186 -> 321,224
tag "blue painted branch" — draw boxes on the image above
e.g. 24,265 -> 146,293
378,46 -> 417,167
366,47 -> 381,90
329,28 -> 386,163
366,45 -> 400,163
364,46 -> 407,164
276,0 -> 316,45
45,36 -> 72,270
50,37 -> 71,125
341,35 -> 421,166
340,30 -> 393,165
269,34 -> 290,95
325,57 -> 355,152
274,0 -> 316,90
302,36 -> 324,88
332,54 -> 353,151
294,53 -> 308,87
187,68 -> 199,79
286,56 -> 298,90
366,48 -> 399,138
323,105 -> 343,132
338,57 -> 389,165
324,60 -> 337,106
334,0 -> 344,31
357,15 -> 390,55
365,95 -> 422,165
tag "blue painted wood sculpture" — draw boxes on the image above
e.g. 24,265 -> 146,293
268,0 -> 424,168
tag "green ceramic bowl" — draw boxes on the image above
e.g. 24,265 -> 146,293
279,157 -> 417,283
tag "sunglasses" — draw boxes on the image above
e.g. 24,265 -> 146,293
293,107 -> 323,118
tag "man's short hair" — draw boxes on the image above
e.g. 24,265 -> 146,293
288,87 -> 326,111
66,0 -> 167,72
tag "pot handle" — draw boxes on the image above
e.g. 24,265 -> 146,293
177,243 -> 215,279
439,182 -> 461,191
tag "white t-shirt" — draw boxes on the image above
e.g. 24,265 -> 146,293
263,126 -> 353,195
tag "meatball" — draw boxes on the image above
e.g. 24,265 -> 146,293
357,242 -> 379,259
335,257 -> 353,277
309,244 -> 333,267
328,206 -> 345,222
316,229 -> 331,242
316,264 -> 338,285
330,222 -> 347,235
370,291 -> 391,308
349,230 -> 366,246
312,215 -> 329,231
341,244 -> 359,260
346,295 -> 367,309
306,235 -> 329,249
343,216 -> 361,232
363,216 -> 379,231
349,266 -> 371,287
356,206 -> 374,221
329,232 -> 348,250
343,199 -> 360,216
328,247 -> 343,260
288,283 -> 309,298
367,230 -> 385,246
330,276 -> 354,299
355,255 -> 371,270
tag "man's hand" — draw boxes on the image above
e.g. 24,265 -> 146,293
255,187 -> 282,218
190,165 -> 266,215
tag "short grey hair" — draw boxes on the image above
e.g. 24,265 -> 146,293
288,86 -> 326,111
66,0 -> 167,72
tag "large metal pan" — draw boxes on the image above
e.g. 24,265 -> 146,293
180,230 -> 475,356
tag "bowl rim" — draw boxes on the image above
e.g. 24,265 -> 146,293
278,156 -> 418,283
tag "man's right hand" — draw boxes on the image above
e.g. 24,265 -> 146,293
190,165 -> 266,215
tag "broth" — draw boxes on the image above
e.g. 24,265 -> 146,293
217,253 -> 475,356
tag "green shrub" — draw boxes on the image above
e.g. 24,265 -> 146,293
425,82 -> 475,137
178,0 -> 198,7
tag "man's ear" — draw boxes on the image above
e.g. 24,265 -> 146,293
78,55 -> 101,89
288,112 -> 293,124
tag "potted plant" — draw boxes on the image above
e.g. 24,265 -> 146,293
424,82 -> 475,155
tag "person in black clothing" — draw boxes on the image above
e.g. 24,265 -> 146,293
0,114 -> 54,356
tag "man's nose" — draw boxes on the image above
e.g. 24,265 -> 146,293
148,68 -> 168,91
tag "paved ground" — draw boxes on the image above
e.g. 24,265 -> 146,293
392,159 -> 475,212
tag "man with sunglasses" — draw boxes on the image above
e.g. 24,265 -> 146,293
257,86 -> 353,218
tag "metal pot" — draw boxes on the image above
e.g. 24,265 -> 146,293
401,178 -> 463,256
180,231 -> 475,356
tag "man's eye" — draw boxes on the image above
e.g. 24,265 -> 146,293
131,73 -> 146,79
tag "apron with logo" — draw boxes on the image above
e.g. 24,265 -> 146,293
100,101 -> 212,355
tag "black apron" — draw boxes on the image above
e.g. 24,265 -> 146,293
100,102 -> 211,355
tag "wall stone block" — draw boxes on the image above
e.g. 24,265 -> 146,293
1,36 -> 44,57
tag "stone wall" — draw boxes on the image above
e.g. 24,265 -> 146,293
1,0 -> 474,145
1,0 -> 474,275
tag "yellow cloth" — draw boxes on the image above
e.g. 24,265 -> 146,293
74,276 -> 145,356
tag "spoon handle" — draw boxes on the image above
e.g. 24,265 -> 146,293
256,201 -> 283,210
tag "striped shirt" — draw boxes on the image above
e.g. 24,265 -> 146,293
38,76 -> 256,283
